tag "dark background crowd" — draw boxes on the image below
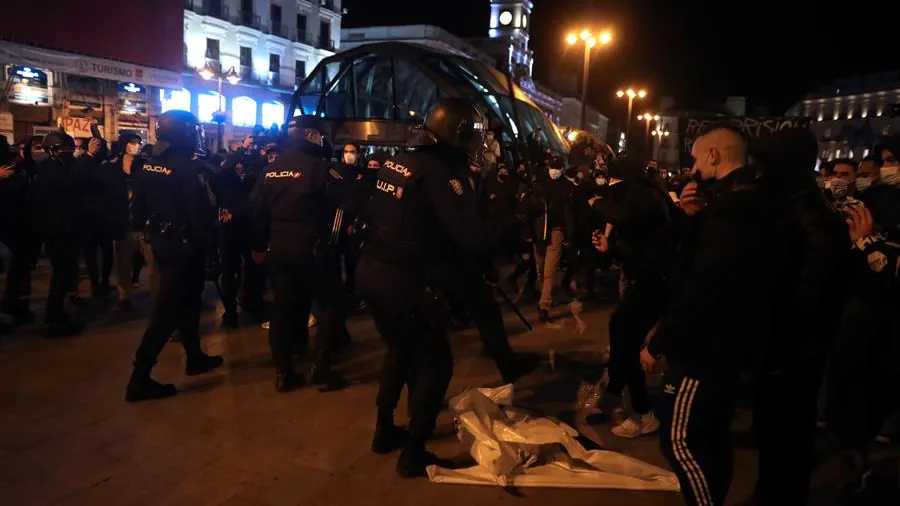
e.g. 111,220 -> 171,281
1,118 -> 899,503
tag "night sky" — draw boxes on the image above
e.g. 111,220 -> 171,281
343,0 -> 899,127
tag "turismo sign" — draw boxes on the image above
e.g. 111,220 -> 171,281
0,41 -> 183,89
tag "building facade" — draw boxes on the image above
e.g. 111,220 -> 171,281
0,0 -> 341,148
787,70 -> 900,160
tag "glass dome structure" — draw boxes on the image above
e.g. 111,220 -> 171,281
288,42 -> 568,157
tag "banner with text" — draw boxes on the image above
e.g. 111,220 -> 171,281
678,116 -> 812,167
0,41 -> 183,89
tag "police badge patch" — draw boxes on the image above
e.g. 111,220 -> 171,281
449,179 -> 463,195
868,251 -> 889,272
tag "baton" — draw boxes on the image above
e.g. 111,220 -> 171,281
493,282 -> 533,332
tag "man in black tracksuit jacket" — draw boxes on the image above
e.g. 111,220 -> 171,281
643,126 -> 783,506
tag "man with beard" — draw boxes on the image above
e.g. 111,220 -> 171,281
32,132 -> 85,337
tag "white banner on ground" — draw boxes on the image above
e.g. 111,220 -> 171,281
427,385 -> 680,492
0,41 -> 183,89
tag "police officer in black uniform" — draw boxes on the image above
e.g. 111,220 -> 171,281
355,97 -> 501,478
250,115 -> 345,393
125,110 -> 223,403
31,131 -> 85,337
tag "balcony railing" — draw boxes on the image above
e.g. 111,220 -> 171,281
234,11 -> 261,30
271,22 -> 289,38
318,38 -> 335,51
294,30 -> 308,44
185,1 -> 230,20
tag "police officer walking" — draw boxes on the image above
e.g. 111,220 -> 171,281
250,115 -> 345,393
125,110 -> 223,403
355,98 -> 501,478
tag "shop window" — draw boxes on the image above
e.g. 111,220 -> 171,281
262,100 -> 285,128
232,96 -> 257,127
198,91 -> 223,123
159,88 -> 191,113
393,59 -> 439,120
206,39 -> 220,61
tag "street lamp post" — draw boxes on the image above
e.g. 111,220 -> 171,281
615,87 -> 646,149
651,124 -> 670,160
199,64 -> 241,152
566,29 -> 612,131
636,113 -> 660,155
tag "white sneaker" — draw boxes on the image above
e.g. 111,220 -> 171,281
611,412 -> 660,438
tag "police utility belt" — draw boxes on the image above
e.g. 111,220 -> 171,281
146,216 -> 190,244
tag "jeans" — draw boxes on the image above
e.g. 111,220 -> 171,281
533,229 -> 564,310
115,229 -> 158,301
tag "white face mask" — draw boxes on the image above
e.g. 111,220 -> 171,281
855,176 -> 873,191
126,143 -> 141,156
343,153 -> 358,165
880,165 -> 900,186
32,152 -> 48,163
548,168 -> 563,180
73,149 -> 85,158
829,177 -> 849,199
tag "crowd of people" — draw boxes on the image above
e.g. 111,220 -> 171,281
1,102 -> 898,502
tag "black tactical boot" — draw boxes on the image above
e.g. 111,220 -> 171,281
309,362 -> 347,392
185,353 -> 224,376
276,370 -> 303,393
396,444 -> 439,478
221,311 -> 239,330
125,372 -> 177,403
371,423 -> 409,454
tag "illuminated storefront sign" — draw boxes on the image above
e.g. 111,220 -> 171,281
6,65 -> 50,106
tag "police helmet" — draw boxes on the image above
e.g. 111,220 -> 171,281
156,110 -> 203,153
423,97 -> 487,167
288,115 -> 327,140
42,130 -> 75,152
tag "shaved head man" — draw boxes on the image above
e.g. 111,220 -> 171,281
690,126 -> 749,181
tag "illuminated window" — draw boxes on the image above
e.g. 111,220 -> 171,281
159,88 -> 191,113
499,10 -> 513,26
261,100 -> 285,128
232,96 -> 257,127
198,91 -> 222,123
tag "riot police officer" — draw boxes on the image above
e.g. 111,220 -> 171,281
31,131 -> 85,337
125,110 -> 223,403
250,115 -> 345,393
355,97 -> 501,478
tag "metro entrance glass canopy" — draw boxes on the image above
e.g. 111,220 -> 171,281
288,42 -> 568,158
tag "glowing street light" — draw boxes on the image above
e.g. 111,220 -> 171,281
638,113 -> 662,154
616,86 -> 648,145
565,28 -> 614,130
197,64 -> 242,151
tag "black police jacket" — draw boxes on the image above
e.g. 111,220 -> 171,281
131,150 -> 215,258
362,146 -> 501,269
31,158 -> 80,239
649,165 -> 784,377
249,139 -> 329,255
72,153 -> 111,227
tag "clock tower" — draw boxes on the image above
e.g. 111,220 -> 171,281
487,0 -> 533,80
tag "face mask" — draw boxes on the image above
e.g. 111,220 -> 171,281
343,153 -> 358,165
595,176 -> 607,186
880,165 -> 900,186
73,149 -> 85,158
829,177 -> 848,199
126,143 -> 141,156
497,172 -> 509,182
855,176 -> 873,191
548,168 -> 563,180
32,152 -> 48,163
